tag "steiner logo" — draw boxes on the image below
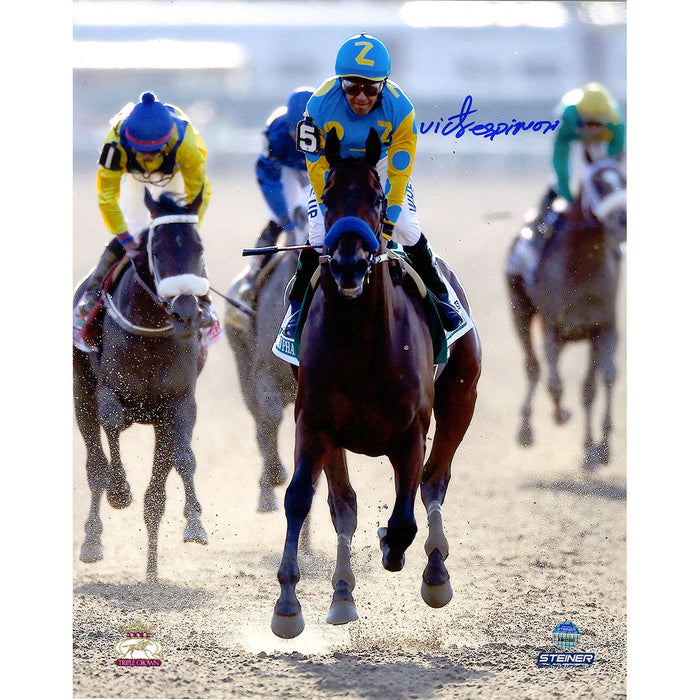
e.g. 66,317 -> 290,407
537,652 -> 595,668
537,620 -> 595,668
114,618 -> 163,667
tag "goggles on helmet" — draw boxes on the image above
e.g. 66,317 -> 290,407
340,79 -> 384,97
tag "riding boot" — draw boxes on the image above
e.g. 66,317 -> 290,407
404,234 -> 462,332
282,246 -> 320,339
231,221 -> 284,306
75,238 -> 125,321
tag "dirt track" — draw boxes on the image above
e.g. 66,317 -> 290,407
72,164 -> 626,699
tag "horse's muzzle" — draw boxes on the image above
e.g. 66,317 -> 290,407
168,294 -> 202,338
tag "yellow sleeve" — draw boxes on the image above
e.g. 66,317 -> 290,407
385,110 -> 417,217
96,124 -> 129,235
176,125 -> 212,223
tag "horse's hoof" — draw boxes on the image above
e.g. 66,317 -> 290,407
79,541 -> 104,563
257,486 -> 279,513
106,484 -> 132,510
421,580 -> 454,608
554,408 -> 572,425
184,522 -> 208,544
327,600 -> 359,625
518,424 -> 533,446
271,612 -> 305,639
266,465 -> 288,488
378,527 -> 405,572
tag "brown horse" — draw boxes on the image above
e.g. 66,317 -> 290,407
74,190 -> 210,581
271,129 -> 482,638
505,157 -> 626,469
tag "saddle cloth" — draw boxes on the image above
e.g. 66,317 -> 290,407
272,256 -> 474,368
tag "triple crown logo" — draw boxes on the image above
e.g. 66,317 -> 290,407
115,619 -> 162,667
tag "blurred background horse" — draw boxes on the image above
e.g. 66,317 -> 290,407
505,156 -> 626,469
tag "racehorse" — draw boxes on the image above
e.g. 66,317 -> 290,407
505,156 -> 627,469
224,242 -> 301,513
74,190 -> 211,581
271,129 -> 482,638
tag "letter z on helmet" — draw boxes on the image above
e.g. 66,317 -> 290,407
123,91 -> 175,151
335,33 -> 391,81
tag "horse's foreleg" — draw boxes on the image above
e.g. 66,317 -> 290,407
143,453 -> 170,583
97,387 -> 133,509
507,277 -> 540,445
543,327 -> 571,425
379,432 -> 425,572
324,450 -> 359,626
158,407 -> 208,546
583,328 -> 617,469
272,425 -> 326,639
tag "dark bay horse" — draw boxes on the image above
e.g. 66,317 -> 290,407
272,130 -> 482,638
505,157 -> 627,469
74,190 -> 211,581
224,251 -> 299,512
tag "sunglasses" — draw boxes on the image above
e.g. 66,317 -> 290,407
341,79 -> 383,97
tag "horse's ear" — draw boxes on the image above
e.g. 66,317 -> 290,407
144,188 -> 157,216
186,188 -> 203,216
325,128 -> 341,167
364,129 -> 382,167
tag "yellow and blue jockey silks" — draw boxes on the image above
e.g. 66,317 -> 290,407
553,83 -> 626,202
96,99 -> 211,236
304,76 -> 417,228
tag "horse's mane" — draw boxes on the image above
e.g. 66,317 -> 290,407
153,191 -> 188,214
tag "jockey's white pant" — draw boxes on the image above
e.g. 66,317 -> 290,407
119,172 -> 187,241
307,155 -> 422,247
267,167 -> 309,227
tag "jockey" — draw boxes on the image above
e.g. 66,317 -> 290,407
229,87 -> 314,307
74,91 -> 215,330
538,82 -> 626,228
282,33 -> 462,339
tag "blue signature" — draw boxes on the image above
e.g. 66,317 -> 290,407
419,95 -> 559,141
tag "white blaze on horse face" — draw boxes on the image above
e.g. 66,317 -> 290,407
157,274 -> 209,298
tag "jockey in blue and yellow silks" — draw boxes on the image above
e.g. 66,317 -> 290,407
74,91 -> 214,332
229,87 -> 314,308
282,33 -> 462,339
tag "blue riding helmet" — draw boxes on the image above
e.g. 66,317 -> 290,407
285,87 -> 314,132
123,92 -> 175,152
335,33 -> 391,81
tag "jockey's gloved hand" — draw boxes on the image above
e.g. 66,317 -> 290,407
281,220 -> 295,233
381,220 -> 395,242
117,231 -> 140,259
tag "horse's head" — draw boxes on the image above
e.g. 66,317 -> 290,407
320,129 -> 385,298
142,188 -> 208,336
580,158 -> 627,246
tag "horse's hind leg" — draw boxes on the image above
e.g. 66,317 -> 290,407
255,386 -> 288,512
74,350 -> 108,563
507,275 -> 540,445
324,450 -> 359,626
543,327 -> 571,425
378,428 -> 426,573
